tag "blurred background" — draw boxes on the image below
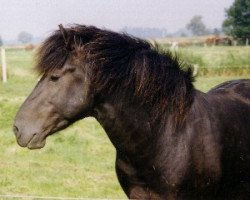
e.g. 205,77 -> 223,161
0,0 -> 249,199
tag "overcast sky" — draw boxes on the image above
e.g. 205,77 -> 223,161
0,0 -> 234,41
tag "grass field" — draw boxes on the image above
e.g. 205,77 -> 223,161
0,46 -> 249,199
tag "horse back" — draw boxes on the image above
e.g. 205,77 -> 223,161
207,79 -> 250,136
208,79 -> 250,100
207,79 -> 250,184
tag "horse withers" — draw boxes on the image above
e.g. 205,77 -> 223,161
13,25 -> 250,199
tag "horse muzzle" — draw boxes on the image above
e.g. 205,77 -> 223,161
13,124 -> 47,149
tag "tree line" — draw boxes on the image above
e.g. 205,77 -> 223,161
0,32 -> 33,46
175,0 -> 249,43
124,0 -> 249,43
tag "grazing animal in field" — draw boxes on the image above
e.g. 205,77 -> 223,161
205,36 -> 233,46
13,24 -> 250,199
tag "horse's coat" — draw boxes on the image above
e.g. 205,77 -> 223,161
13,25 -> 250,199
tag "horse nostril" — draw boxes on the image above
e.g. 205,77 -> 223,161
13,125 -> 20,138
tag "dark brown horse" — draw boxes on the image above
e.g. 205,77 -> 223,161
13,25 -> 250,199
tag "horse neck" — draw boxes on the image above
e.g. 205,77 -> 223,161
93,99 -> 162,157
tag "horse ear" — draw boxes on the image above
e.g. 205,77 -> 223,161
58,24 -> 72,50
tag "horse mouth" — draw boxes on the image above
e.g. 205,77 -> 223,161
17,132 -> 47,149
27,134 -> 47,149
28,121 -> 70,149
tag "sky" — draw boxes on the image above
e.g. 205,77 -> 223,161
0,0 -> 234,41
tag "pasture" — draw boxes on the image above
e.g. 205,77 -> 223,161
0,46 -> 249,198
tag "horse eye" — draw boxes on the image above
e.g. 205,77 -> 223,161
50,75 -> 60,82
68,67 -> 76,73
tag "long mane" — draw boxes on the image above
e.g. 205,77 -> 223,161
36,24 -> 194,125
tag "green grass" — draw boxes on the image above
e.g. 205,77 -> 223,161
0,118 -> 121,198
0,47 -> 249,199
185,46 -> 250,68
166,46 -> 250,76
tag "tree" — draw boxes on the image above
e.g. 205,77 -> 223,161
213,28 -> 221,36
18,31 -> 33,44
186,15 -> 208,36
223,0 -> 250,43
0,36 -> 3,46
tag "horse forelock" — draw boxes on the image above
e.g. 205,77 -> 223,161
35,24 -> 102,74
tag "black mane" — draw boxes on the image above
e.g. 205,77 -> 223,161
36,25 -> 194,124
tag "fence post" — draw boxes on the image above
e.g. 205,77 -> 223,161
1,47 -> 7,83
193,64 -> 199,76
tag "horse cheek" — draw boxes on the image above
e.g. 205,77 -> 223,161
59,85 -> 89,118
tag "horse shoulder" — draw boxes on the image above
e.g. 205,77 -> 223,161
185,91 -> 222,187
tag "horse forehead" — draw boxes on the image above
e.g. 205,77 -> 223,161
48,62 -> 74,74
61,62 -> 74,70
